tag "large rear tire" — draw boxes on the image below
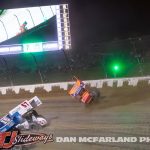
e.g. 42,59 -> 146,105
90,88 -> 100,102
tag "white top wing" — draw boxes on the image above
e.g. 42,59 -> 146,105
9,100 -> 33,116
9,96 -> 42,116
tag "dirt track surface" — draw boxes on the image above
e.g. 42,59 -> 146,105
1,84 -> 150,150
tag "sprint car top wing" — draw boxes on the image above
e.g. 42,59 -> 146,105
69,77 -> 85,97
9,96 -> 42,116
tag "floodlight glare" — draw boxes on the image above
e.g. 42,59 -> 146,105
114,65 -> 119,71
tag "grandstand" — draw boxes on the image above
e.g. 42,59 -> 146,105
0,34 -> 150,87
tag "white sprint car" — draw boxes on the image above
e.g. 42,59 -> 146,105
0,96 -> 47,132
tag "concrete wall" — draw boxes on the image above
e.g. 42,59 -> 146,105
0,76 -> 150,99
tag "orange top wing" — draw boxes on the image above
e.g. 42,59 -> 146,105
69,80 -> 82,95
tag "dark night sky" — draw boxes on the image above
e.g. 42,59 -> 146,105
1,0 -> 150,49
70,0 -> 150,48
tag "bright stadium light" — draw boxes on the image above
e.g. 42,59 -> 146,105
109,61 -> 124,78
113,65 -> 119,71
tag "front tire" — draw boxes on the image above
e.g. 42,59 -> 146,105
29,122 -> 40,131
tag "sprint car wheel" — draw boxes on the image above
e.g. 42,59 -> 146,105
29,122 -> 41,131
90,88 -> 100,99
86,89 -> 100,104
